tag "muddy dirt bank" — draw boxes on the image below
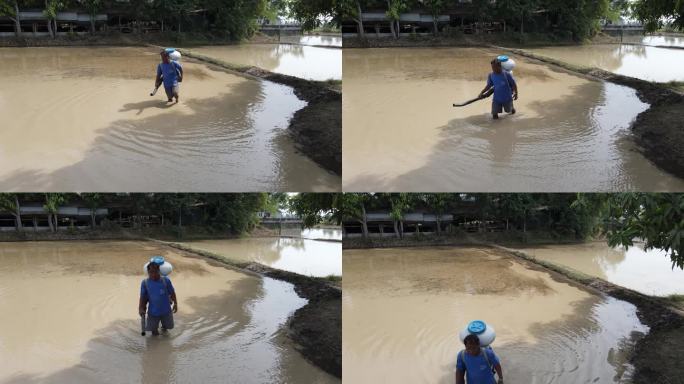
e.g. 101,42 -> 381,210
159,241 -> 342,378
501,47 -> 684,180
179,49 -> 342,175
342,32 -> 618,48
342,232 -> 586,249
0,225 -> 314,243
497,246 -> 684,384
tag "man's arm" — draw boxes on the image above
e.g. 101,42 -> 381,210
494,363 -> 503,383
170,292 -> 178,313
455,369 -> 465,384
508,73 -> 518,100
480,75 -> 493,97
155,64 -> 162,87
139,296 -> 148,316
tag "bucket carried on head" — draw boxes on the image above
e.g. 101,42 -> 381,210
497,55 -> 516,72
459,320 -> 496,347
143,255 -> 173,276
165,47 -> 182,61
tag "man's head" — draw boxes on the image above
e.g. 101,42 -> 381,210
491,59 -> 503,73
147,262 -> 161,280
464,334 -> 481,355
160,50 -> 170,63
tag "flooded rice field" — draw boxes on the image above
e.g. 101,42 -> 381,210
190,44 -> 341,81
529,44 -> 684,82
0,46 -> 340,192
180,236 -> 342,277
343,47 -> 684,191
343,246 -> 648,384
0,240 -> 338,384
519,242 -> 684,296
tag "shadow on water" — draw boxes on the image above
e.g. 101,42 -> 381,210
119,100 -> 177,115
346,79 -> 683,192
0,78 -> 336,192
1,276 -> 328,384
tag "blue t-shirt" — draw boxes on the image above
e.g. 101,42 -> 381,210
157,61 -> 182,88
140,277 -> 175,316
456,348 -> 499,384
486,72 -> 516,104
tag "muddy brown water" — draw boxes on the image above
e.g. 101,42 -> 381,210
343,247 -> 648,383
529,44 -> 684,82
0,241 -> 338,383
519,242 -> 684,297
342,47 -> 684,191
0,46 -> 340,192
189,44 -> 341,81
180,236 -> 342,277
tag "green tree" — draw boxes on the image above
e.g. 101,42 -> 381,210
80,0 -> 101,34
43,193 -> 66,233
632,0 -> 684,32
340,0 -> 365,36
290,0 -> 336,31
423,193 -> 457,234
288,193 -> 341,228
385,0 -> 409,38
0,0 -> 22,36
81,193 -> 103,228
605,193 -> 684,269
0,193 -> 23,231
421,0 -> 445,34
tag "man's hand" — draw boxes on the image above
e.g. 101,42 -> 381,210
497,379 -> 504,384
513,92 -> 518,100
139,307 -> 146,316
172,302 -> 178,313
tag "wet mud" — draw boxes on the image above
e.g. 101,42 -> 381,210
343,47 -> 684,191
0,240 -> 338,383
0,46 -> 340,191
343,246 -> 647,383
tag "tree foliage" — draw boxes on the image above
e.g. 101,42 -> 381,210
605,193 -> 684,269
632,0 -> 684,31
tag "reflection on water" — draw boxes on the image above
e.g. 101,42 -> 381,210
301,228 -> 342,241
343,247 -> 647,383
520,242 -> 684,296
530,44 -> 684,82
0,241 -> 337,383
622,34 -> 684,48
190,44 -> 341,81
0,46 -> 340,192
181,237 -> 342,277
280,35 -> 342,47
343,47 -> 684,191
